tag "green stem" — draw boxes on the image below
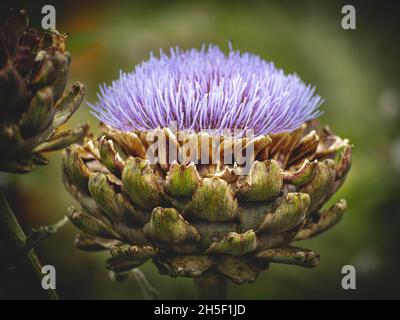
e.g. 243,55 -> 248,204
0,193 -> 58,300
131,268 -> 159,300
194,271 -> 228,300
26,216 -> 68,250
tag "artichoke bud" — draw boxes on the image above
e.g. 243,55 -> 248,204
0,9 -> 85,173
62,43 -> 354,287
143,207 -> 200,244
64,122 -> 351,285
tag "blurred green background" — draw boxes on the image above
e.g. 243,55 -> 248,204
1,0 -> 399,299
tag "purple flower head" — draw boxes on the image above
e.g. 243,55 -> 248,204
90,45 -> 323,137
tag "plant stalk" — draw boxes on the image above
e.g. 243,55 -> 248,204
194,271 -> 228,300
0,193 -> 58,300
131,268 -> 160,300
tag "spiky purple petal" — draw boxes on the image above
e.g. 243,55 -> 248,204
90,45 -> 323,136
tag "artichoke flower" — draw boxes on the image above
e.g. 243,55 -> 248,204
63,46 -> 351,297
0,9 -> 85,173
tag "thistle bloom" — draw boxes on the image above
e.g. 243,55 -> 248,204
64,44 -> 351,299
90,45 -> 322,136
0,9 -> 85,173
